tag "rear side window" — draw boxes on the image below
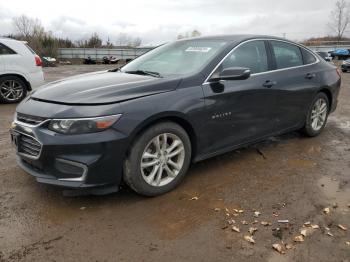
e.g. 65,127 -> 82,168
220,40 -> 269,74
270,41 -> 303,69
302,49 -> 317,64
0,43 -> 16,55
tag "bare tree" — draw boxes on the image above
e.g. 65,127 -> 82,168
13,15 -> 44,39
329,0 -> 350,42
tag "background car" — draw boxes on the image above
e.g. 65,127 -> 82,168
0,38 -> 44,103
316,51 -> 333,62
341,58 -> 350,72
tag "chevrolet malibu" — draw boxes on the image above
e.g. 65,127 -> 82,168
11,35 -> 341,196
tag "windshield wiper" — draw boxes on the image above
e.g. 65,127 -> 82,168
124,70 -> 162,78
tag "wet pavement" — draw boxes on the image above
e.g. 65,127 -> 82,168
0,65 -> 349,262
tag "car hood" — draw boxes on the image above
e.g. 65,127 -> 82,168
31,71 -> 181,105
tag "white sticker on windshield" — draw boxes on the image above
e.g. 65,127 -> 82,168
185,47 -> 212,53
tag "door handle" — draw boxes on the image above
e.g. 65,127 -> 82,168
263,80 -> 277,88
306,73 -> 316,79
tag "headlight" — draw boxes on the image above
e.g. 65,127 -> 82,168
48,114 -> 122,134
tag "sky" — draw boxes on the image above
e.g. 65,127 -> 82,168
0,0 -> 338,46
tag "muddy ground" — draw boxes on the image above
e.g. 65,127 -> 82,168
0,65 -> 349,262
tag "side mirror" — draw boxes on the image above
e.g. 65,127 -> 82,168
209,67 -> 251,82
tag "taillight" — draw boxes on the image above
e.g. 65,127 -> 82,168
35,55 -> 42,66
336,68 -> 342,78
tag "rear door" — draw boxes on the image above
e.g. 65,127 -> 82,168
201,40 -> 279,154
267,40 -> 320,131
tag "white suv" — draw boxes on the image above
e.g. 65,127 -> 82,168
0,38 -> 45,103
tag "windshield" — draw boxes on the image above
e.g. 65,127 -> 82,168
121,39 -> 227,77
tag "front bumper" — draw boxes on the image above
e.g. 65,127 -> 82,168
11,120 -> 129,188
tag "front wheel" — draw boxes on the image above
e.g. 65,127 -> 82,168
302,92 -> 329,137
123,122 -> 191,196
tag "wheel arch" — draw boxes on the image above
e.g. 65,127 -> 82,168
127,112 -> 198,160
0,73 -> 32,91
318,88 -> 332,109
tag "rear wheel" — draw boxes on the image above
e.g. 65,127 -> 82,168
302,92 -> 329,137
123,122 -> 191,196
0,76 -> 27,103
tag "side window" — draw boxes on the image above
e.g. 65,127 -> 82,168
301,48 -> 317,65
0,43 -> 16,55
220,40 -> 268,74
270,41 -> 303,69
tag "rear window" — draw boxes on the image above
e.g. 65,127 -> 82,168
302,49 -> 317,64
270,41 -> 303,69
0,43 -> 16,55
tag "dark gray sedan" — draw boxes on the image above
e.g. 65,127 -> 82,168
11,35 -> 341,196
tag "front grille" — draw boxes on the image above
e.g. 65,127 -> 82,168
18,135 -> 42,157
17,113 -> 46,125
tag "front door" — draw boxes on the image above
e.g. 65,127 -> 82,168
201,40 -> 278,155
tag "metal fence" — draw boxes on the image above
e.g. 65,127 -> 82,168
308,45 -> 350,52
58,47 -> 153,60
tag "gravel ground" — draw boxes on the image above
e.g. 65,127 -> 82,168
0,65 -> 349,262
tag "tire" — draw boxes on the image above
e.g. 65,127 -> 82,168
0,76 -> 27,103
342,69 -> 347,73
302,92 -> 329,137
123,122 -> 192,196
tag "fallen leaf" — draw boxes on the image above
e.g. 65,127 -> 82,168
252,220 -> 259,224
303,221 -> 311,227
241,220 -> 248,225
272,243 -> 285,254
232,226 -> 240,233
338,224 -> 347,231
248,227 -> 258,235
325,227 -> 330,231
225,208 -> 230,213
323,207 -> 330,214
238,210 -> 244,213
190,196 -> 199,200
285,244 -> 293,250
300,229 -> 309,237
346,241 -> 350,246
80,207 -> 86,210
227,219 -> 236,225
327,232 -> 334,237
244,235 -> 255,244
300,229 -> 307,237
254,211 -> 261,217
214,208 -> 220,212
294,235 -> 304,242
311,224 -> 319,229
273,212 -> 279,217
278,220 -> 289,224
261,221 -> 271,226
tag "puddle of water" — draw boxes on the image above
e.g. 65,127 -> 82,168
318,176 -> 350,210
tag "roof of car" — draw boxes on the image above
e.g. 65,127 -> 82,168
179,34 -> 288,42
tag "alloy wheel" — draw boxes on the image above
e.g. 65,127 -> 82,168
141,133 -> 185,187
0,80 -> 24,101
310,98 -> 328,131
